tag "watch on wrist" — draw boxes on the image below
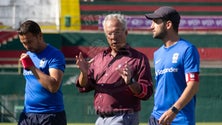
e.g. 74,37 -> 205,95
128,77 -> 136,85
171,106 -> 179,114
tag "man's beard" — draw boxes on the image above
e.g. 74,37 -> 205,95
153,27 -> 167,39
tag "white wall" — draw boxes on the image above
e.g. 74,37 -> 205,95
0,0 -> 59,29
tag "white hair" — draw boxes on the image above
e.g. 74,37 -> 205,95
102,14 -> 127,30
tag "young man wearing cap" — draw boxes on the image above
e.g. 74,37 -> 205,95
145,6 -> 200,125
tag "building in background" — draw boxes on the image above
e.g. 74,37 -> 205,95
0,0 -> 81,31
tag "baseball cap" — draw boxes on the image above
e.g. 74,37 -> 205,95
145,6 -> 180,24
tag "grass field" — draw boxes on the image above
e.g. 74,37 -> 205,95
0,123 -> 221,125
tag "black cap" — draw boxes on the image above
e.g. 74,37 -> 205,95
145,6 -> 180,24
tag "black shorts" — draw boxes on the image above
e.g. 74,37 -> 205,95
18,111 -> 67,125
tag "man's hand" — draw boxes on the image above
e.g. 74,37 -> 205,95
158,108 -> 177,125
76,52 -> 94,74
75,52 -> 94,87
20,53 -> 34,70
116,62 -> 132,85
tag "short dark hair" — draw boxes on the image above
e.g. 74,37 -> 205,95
17,20 -> 41,36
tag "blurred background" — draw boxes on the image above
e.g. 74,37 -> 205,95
0,0 -> 222,124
